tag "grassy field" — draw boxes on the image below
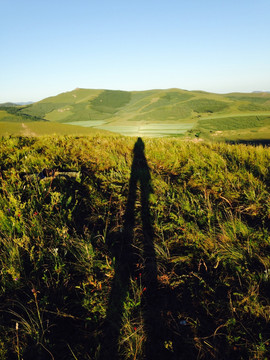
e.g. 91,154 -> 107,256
1,135 -> 270,359
189,114 -> 270,143
62,119 -> 194,137
0,121 -> 112,137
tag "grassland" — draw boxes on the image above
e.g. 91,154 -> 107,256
189,114 -> 270,143
0,107 -> 43,123
0,121 -> 112,137
4,88 -> 268,139
1,135 -> 270,359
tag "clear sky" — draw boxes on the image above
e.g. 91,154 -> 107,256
1,0 -> 270,102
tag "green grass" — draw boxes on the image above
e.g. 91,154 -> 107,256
226,94 -> 270,104
1,135 -> 270,359
197,114 -> 270,131
238,103 -> 270,111
0,121 -> 112,137
90,90 -> 132,113
189,98 -> 229,113
94,123 -> 193,137
0,110 -> 18,122
0,107 -> 44,122
141,91 -> 194,112
40,88 -> 102,104
22,102 -> 69,118
188,114 -> 270,143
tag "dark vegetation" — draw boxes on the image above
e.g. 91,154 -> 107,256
197,115 -> 270,132
188,99 -> 229,113
90,90 -> 132,114
0,135 -> 270,359
20,103 -> 69,119
226,139 -> 270,146
0,106 -> 45,122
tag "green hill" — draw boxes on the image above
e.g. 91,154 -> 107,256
2,88 -> 270,139
20,88 -> 234,125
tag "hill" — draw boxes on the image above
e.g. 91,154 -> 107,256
0,105 -> 45,123
2,88 -> 270,140
0,102 -> 18,107
0,135 -> 270,359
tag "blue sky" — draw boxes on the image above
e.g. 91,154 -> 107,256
0,0 -> 270,102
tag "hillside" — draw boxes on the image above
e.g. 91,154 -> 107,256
0,121 -> 113,137
0,135 -> 270,359
2,88 -> 270,139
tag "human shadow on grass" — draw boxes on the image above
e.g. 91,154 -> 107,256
99,138 -> 169,360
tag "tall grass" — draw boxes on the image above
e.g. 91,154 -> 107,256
0,135 -> 270,359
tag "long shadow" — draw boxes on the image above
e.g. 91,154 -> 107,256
99,138 -> 167,359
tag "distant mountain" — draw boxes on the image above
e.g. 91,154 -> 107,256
15,101 -> 34,105
0,101 -> 33,106
0,102 -> 18,107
